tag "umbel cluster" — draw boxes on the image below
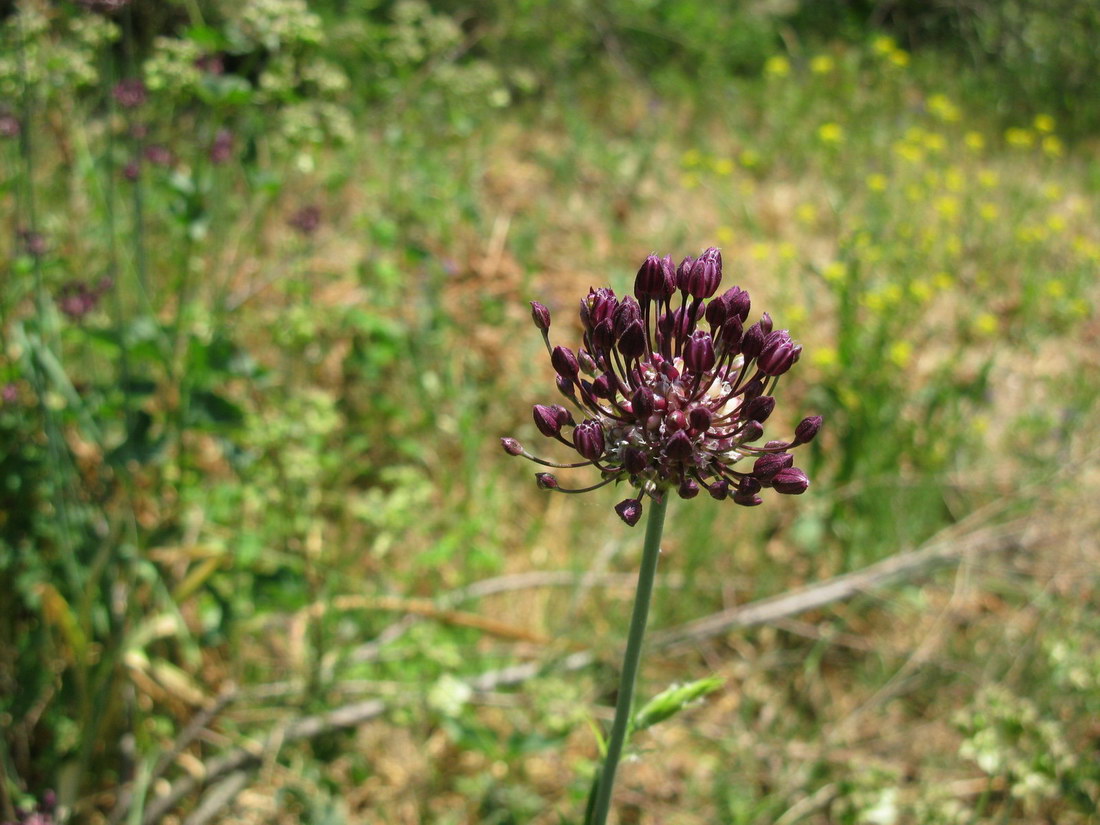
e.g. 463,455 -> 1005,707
502,248 -> 822,525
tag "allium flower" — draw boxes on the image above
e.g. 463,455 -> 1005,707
503,248 -> 821,525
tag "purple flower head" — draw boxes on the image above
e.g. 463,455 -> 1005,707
56,279 -> 111,321
209,129 -> 234,164
143,144 -> 174,167
19,230 -> 47,258
288,204 -> 322,236
0,111 -> 20,139
112,78 -> 147,109
504,248 -> 821,525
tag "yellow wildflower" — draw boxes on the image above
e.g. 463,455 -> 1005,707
823,261 -> 846,283
796,203 -> 818,225
1045,280 -> 1066,298
889,49 -> 910,67
716,226 -> 735,244
978,169 -> 999,188
867,173 -> 888,192
933,271 -> 954,291
1005,128 -> 1035,148
811,347 -> 838,368
935,196 -> 960,221
817,122 -> 844,144
1042,135 -> 1064,157
927,93 -> 961,122
1047,214 -> 1067,234
889,340 -> 912,368
739,148 -> 760,168
944,167 -> 965,192
810,55 -> 835,74
1034,113 -> 1055,133
764,55 -> 791,78
964,131 -> 985,152
711,157 -> 734,176
974,313 -> 998,336
681,148 -> 703,168
872,35 -> 896,55
979,203 -> 999,222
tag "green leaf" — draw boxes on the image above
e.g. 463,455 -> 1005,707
631,676 -> 724,733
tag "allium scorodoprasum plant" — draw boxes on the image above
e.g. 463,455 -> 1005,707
504,248 -> 821,824
503,248 -> 822,525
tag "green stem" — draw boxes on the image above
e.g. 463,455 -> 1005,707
590,493 -> 669,825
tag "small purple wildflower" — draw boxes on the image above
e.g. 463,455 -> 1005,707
112,78 -> 147,109
143,144 -> 174,167
56,279 -> 111,321
504,248 -> 821,525
209,128 -> 234,164
196,54 -> 225,75
288,205 -> 322,236
19,230 -> 47,257
0,111 -> 19,139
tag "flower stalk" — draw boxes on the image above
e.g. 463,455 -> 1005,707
587,492 -> 669,825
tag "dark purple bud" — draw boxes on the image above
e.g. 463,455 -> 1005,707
705,293 -> 729,328
530,301 -> 551,331
708,479 -> 731,500
591,373 -> 614,399
676,255 -> 696,291
740,379 -> 764,402
743,395 -> 776,423
581,287 -> 618,331
666,410 -> 687,432
615,498 -> 643,526
759,312 -> 773,335
683,330 -> 716,374
573,419 -> 605,460
682,247 -> 722,298
592,319 -> 614,353
578,349 -> 597,374
500,437 -> 524,456
617,320 -> 646,360
794,415 -> 823,444
741,322 -> 766,359
536,472 -> 559,490
623,447 -> 648,475
533,404 -> 563,437
551,346 -> 579,380
634,254 -> 665,300
613,296 -> 642,335
552,404 -> 575,427
657,255 -> 677,298
722,286 -> 751,321
688,406 -> 712,432
678,478 -> 700,499
758,330 -> 802,376
631,386 -> 654,420
773,467 -> 810,495
716,316 -> 743,355
733,493 -> 763,507
740,420 -> 764,442
738,476 -> 762,496
665,429 -> 694,460
557,375 -> 576,398
752,452 -> 793,482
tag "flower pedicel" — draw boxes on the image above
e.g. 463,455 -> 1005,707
503,248 -> 821,525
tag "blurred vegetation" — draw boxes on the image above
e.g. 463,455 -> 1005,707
1,0 -> 1098,823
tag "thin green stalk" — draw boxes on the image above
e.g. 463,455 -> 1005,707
589,493 -> 669,825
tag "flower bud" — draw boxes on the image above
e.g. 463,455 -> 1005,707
677,478 -> 700,499
732,493 -> 763,507
716,316 -> 743,355
741,322 -> 766,359
758,330 -> 802,376
737,476 -> 762,496
752,451 -> 793,482
682,247 -> 723,298
617,320 -> 646,360
500,437 -> 524,456
740,420 -> 764,442
683,330 -> 716,374
591,373 -> 614,399
705,294 -> 729,328
631,386 -> 654,420
533,404 -> 563,437
665,429 -> 694,460
592,319 -> 614,352
535,472 -> 559,489
615,498 -> 643,526
794,415 -> 823,444
551,346 -> 579,380
634,254 -> 666,300
708,479 -> 730,500
573,419 -> 606,460
743,395 -> 776,423
773,467 -> 810,494
666,409 -> 687,432
578,349 -> 597,374
530,301 -> 551,331
623,447 -> 648,475
759,311 -> 773,335
688,406 -> 712,432
722,286 -> 751,322
557,375 -> 576,398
